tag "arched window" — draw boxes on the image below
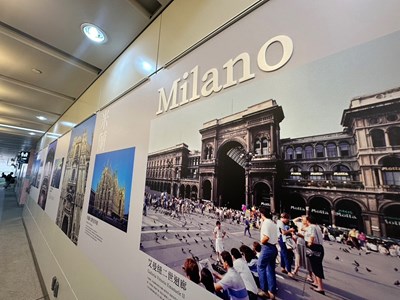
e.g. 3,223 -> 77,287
315,144 -> 324,158
381,156 -> 400,186
289,166 -> 302,179
339,142 -> 350,157
295,146 -> 303,159
304,145 -> 313,159
388,127 -> 400,146
261,138 -> 268,155
333,164 -> 351,181
370,129 -> 386,147
286,147 -> 294,160
254,139 -> 261,155
310,165 -> 324,180
327,143 -> 337,157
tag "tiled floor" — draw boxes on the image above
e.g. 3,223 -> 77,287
0,185 -> 47,300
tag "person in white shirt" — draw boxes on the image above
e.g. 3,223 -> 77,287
214,251 -> 249,300
214,221 -> 226,263
230,248 -> 258,300
257,206 -> 278,299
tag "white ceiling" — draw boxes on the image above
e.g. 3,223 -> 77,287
0,0 -> 172,158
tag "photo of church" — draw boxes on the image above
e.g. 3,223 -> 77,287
56,115 -> 96,245
88,147 -> 135,232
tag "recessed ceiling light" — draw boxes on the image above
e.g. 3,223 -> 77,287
29,132 -> 36,136
31,68 -> 42,74
81,23 -> 107,43
142,61 -> 152,71
36,116 -> 47,121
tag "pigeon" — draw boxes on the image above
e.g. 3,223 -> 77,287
335,256 -> 340,260
395,268 -> 398,272
354,260 -> 360,267
240,240 -> 244,245
140,243 -> 143,248
196,233 -> 200,236
359,253 -> 361,256
366,267 -> 371,272
394,280 -> 400,286
354,267 -> 358,272
181,248 -> 186,254
188,249 -> 192,253
187,234 -> 191,238
162,235 -> 167,240
165,229 -> 169,233
203,244 -> 207,248
150,226 -> 155,230
165,224 -> 168,228
154,220 -> 156,223
141,227 -> 145,231
155,237 -> 159,243
194,239 -> 199,244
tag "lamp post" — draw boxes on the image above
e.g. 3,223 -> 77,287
241,151 -> 253,208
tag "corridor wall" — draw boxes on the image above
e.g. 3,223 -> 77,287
24,1 -> 400,299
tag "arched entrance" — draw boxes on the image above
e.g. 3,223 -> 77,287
283,193 -> 306,219
178,184 -> 184,197
383,205 -> 400,239
309,197 -> 332,225
253,182 -> 271,208
335,200 -> 364,231
185,185 -> 191,198
62,215 -> 69,235
191,186 -> 198,200
202,180 -> 212,201
217,141 -> 245,209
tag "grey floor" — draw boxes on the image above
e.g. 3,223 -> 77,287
0,184 -> 47,300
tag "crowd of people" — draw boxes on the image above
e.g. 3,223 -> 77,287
181,206 -> 327,299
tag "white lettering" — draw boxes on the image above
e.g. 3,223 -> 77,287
156,35 -> 294,115
223,52 -> 255,89
257,35 -> 293,72
201,68 -> 222,97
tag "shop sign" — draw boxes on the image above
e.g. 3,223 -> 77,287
385,216 -> 400,226
333,172 -> 349,176
157,35 -> 294,115
290,172 -> 302,175
310,172 -> 323,175
310,208 -> 329,215
335,209 -> 357,219
290,205 -> 305,211
382,167 -> 400,171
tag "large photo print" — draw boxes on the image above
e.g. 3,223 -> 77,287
55,115 -> 96,245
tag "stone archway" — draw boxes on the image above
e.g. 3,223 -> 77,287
383,204 -> 400,239
202,180 -> 212,201
283,193 -> 306,219
309,196 -> 332,225
253,182 -> 271,208
191,186 -> 198,200
217,141 -> 245,209
335,199 -> 364,231
61,215 -> 69,235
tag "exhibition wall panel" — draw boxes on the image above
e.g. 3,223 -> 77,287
26,1 -> 400,299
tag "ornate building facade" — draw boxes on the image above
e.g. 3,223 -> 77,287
56,130 -> 92,244
145,89 -> 400,238
92,163 -> 126,220
146,143 -> 199,200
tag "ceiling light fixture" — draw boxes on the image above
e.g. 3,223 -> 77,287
36,116 -> 47,121
29,132 -> 36,136
0,123 -> 45,134
81,23 -> 107,43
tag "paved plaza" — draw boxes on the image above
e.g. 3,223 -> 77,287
140,207 -> 400,299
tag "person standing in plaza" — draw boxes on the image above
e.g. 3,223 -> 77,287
292,216 -> 313,281
244,217 -> 251,237
214,220 -> 226,264
304,215 -> 325,295
276,213 -> 295,277
257,206 -> 278,299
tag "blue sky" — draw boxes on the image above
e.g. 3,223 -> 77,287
68,115 -> 96,151
91,147 -> 135,214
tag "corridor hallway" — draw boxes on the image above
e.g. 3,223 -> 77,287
0,184 -> 47,299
